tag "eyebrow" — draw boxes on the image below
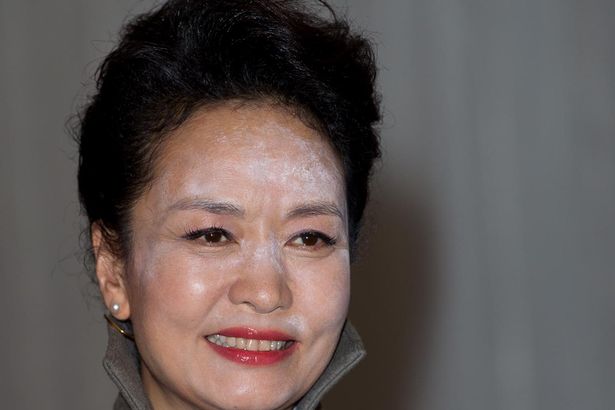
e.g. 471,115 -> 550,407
167,198 -> 344,221
286,201 -> 345,221
167,198 -> 245,217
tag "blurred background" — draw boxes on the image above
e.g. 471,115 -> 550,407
1,0 -> 614,409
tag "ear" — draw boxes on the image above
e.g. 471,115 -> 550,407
92,223 -> 131,321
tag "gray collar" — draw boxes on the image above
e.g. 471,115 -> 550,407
103,320 -> 365,410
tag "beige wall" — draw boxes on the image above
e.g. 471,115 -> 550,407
1,1 -> 614,409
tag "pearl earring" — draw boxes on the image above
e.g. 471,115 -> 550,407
111,303 -> 120,313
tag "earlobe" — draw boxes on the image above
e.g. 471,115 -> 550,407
91,223 -> 131,321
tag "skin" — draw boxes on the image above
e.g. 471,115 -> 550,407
94,102 -> 351,410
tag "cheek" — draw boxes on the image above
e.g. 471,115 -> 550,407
126,241 -> 240,329
289,252 -> 351,334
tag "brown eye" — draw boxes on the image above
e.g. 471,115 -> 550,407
183,227 -> 232,246
203,230 -> 227,243
289,231 -> 336,248
298,232 -> 319,246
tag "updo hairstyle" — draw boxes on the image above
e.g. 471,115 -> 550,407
76,0 -> 381,263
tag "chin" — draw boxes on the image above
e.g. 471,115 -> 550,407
198,390 -> 296,410
181,374 -> 302,410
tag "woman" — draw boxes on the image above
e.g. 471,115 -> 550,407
76,0 -> 380,409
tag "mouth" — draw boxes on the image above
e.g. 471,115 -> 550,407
205,327 -> 297,366
206,334 -> 294,351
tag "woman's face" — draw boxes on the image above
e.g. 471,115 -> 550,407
118,103 -> 350,410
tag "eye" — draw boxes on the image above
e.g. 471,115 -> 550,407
183,227 -> 232,246
288,231 -> 337,249
202,230 -> 229,244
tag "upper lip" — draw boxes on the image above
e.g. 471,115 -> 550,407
210,327 -> 294,341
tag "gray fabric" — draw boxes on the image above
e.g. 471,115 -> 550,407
113,395 -> 133,410
103,324 -> 151,410
295,322 -> 365,410
103,320 -> 365,410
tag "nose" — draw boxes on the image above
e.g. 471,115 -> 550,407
228,246 -> 293,314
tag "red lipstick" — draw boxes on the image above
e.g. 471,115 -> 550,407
206,327 -> 297,366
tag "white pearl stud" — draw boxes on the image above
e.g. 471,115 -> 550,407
111,303 -> 120,313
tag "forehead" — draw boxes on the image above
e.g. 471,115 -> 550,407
143,102 -> 346,213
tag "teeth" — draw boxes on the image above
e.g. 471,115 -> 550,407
207,334 -> 290,351
247,339 -> 258,351
259,340 -> 271,351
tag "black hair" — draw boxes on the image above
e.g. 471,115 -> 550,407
77,0 -> 381,262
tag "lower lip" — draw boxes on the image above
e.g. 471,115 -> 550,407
206,340 -> 297,366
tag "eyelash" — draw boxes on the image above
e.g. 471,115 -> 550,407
182,225 -> 233,243
181,226 -> 337,248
